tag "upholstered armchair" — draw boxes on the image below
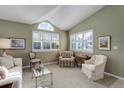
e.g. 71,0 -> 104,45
82,55 -> 107,80
59,51 -> 75,67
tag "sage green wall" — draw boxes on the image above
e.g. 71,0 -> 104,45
0,20 -> 67,66
0,6 -> 123,78
68,6 -> 124,77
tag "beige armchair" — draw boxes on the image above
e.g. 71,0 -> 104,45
59,51 -> 75,67
82,55 -> 107,80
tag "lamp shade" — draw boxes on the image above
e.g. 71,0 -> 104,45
0,38 -> 11,49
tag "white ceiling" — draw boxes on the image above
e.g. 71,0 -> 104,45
0,5 -> 57,24
0,5 -> 105,31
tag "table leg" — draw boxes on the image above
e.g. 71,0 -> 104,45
51,73 -> 53,87
32,72 -> 33,79
35,77 -> 37,88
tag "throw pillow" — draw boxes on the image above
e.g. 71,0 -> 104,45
61,53 -> 66,58
0,66 -> 8,80
0,56 -> 14,69
13,58 -> 22,66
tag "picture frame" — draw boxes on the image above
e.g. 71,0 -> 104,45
98,35 -> 111,50
9,38 -> 26,49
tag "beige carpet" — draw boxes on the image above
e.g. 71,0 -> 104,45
23,64 -> 119,88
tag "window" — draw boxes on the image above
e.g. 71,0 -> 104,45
38,22 -> 54,31
70,30 -> 93,53
32,31 -> 59,51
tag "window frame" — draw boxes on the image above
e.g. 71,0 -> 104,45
70,29 -> 94,53
38,22 -> 55,31
32,31 -> 59,52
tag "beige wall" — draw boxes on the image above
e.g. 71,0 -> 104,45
68,6 -> 124,77
0,20 -> 67,66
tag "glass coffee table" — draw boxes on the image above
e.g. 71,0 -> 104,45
32,65 -> 53,88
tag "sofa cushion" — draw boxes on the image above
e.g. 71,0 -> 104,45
0,56 -> 14,69
13,58 -> 22,66
8,66 -> 22,74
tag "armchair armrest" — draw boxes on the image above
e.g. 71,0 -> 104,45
71,56 -> 75,60
84,59 -> 93,64
91,62 -> 106,74
59,56 -> 63,59
13,58 -> 22,66
95,62 -> 106,68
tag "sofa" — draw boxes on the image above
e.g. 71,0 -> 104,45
0,57 -> 22,88
82,55 -> 107,80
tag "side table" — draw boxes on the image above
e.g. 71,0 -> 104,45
75,55 -> 90,68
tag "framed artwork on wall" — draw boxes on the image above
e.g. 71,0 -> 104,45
98,35 -> 111,50
9,38 -> 25,49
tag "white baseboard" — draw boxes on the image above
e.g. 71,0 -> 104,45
22,62 -> 57,69
22,65 -> 30,69
44,62 -> 57,65
104,72 -> 124,80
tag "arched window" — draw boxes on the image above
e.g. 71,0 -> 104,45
38,22 -> 54,31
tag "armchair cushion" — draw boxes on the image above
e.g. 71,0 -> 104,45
82,64 -> 95,72
60,58 -> 74,61
59,56 -> 62,59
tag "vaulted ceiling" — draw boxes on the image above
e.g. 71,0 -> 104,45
0,5 -> 105,31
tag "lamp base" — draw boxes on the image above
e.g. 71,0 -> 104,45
2,49 -> 7,57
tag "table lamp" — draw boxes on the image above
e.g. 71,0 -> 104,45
0,38 -> 11,57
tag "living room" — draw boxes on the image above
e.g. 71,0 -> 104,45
0,5 -> 124,88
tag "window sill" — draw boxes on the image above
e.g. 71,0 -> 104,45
32,49 -> 58,52
70,49 -> 93,53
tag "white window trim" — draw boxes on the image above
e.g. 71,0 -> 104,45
38,22 -> 54,31
70,29 -> 94,53
32,49 -> 59,52
32,31 -> 59,52
71,49 -> 94,53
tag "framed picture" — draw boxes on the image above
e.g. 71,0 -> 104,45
9,38 -> 25,49
98,35 -> 111,50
